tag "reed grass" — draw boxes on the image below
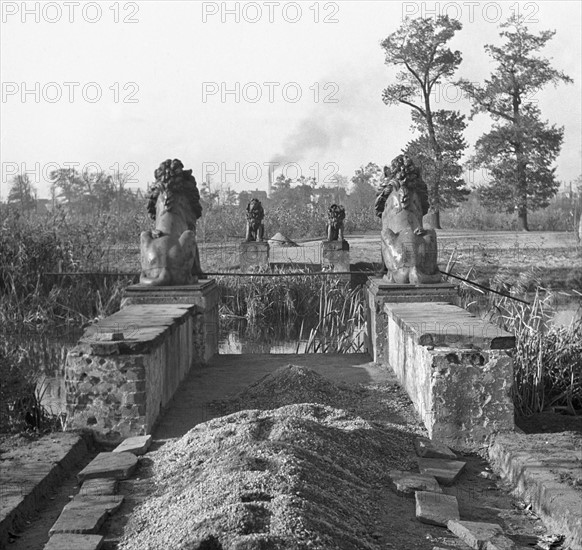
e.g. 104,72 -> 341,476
305,281 -> 367,353
216,268 -> 368,354
488,287 -> 582,416
445,261 -> 582,417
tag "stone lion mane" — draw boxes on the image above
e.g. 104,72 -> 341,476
246,198 -> 264,221
374,154 -> 430,217
146,159 -> 202,227
327,204 -> 345,224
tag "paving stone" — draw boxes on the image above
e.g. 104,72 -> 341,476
484,534 -> 516,550
389,469 -> 442,494
77,452 -> 137,483
415,437 -> 457,460
49,495 -> 124,535
416,491 -> 460,526
113,434 -> 152,456
418,458 -> 466,486
447,520 -> 504,549
44,533 -> 104,550
79,478 -> 118,496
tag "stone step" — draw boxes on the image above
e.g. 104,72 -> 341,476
415,491 -> 460,527
113,435 -> 152,456
418,458 -> 466,486
44,533 -> 104,550
77,452 -> 138,483
389,470 -> 442,494
49,495 -> 124,535
415,437 -> 457,460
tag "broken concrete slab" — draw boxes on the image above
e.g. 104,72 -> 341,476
415,437 -> 457,460
113,435 -> 152,456
79,478 -> 118,497
43,533 -> 104,550
416,491 -> 460,527
77,452 -> 137,483
49,495 -> 123,535
447,520 -> 504,549
389,470 -> 442,494
485,534 -> 516,549
418,458 -> 466,486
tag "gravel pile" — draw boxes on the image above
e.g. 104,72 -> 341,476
119,367 -> 419,550
211,365 -> 359,414
211,364 -> 423,429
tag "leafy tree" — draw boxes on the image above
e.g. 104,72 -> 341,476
50,167 -> 84,206
349,163 -> 382,207
458,15 -> 572,231
7,173 -> 36,212
271,173 -> 316,210
404,110 -> 470,209
49,167 -> 137,216
381,15 -> 463,228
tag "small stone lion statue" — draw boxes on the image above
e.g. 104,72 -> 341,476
245,198 -> 265,242
326,204 -> 345,241
140,159 -> 203,285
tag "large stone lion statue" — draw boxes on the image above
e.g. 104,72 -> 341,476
245,198 -> 265,242
139,159 -> 203,285
326,204 -> 345,241
374,154 -> 441,284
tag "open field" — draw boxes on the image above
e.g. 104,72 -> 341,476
87,230 -> 581,290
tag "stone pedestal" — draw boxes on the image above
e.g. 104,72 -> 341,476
366,278 -> 457,363
121,280 -> 218,363
66,304 -> 201,443
239,241 -> 269,271
321,240 -> 350,272
384,301 -> 515,448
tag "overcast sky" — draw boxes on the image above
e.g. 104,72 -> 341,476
1,0 -> 580,199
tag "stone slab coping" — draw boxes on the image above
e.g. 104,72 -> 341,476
384,302 -> 515,349
368,280 -> 457,291
124,280 -> 217,293
78,304 -> 196,354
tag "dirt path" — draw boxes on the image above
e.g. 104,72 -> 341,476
101,354 -> 547,549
